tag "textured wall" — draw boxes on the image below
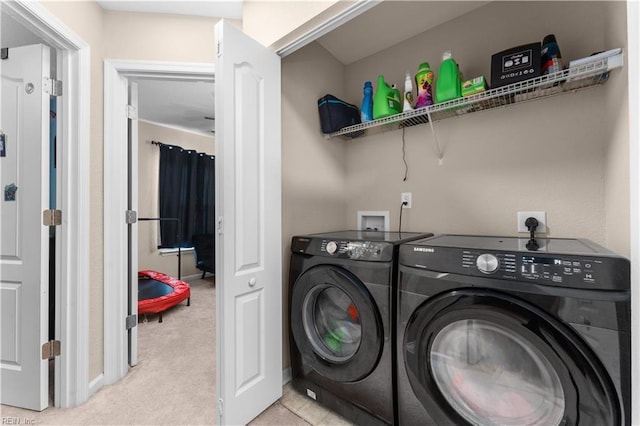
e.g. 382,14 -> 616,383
340,1 -> 628,253
281,41 -> 349,368
41,1 -> 219,384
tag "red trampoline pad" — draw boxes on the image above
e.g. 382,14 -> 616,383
138,270 -> 191,315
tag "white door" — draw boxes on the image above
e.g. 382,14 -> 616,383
0,43 -> 51,411
128,81 -> 138,367
215,21 -> 282,425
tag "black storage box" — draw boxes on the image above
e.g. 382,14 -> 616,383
318,94 -> 361,134
491,42 -> 541,88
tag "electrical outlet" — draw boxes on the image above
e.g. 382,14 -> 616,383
401,192 -> 412,208
517,211 -> 547,233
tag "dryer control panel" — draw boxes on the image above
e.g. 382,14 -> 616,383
399,236 -> 630,291
462,249 -> 617,289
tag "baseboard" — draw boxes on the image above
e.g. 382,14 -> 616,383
282,367 -> 292,385
181,273 -> 205,282
88,374 -> 104,398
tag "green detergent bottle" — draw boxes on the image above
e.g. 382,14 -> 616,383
435,51 -> 462,103
373,75 -> 402,119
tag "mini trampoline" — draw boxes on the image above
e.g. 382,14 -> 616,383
138,270 -> 191,322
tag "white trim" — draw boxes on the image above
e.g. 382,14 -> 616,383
159,247 -> 194,256
87,374 -> 104,399
103,61 -> 130,384
181,273 -> 206,282
4,0 -> 91,408
274,0 -> 378,58
282,367 -> 292,385
106,60 -> 215,82
628,3 -> 639,424
103,60 -> 215,386
138,118 -> 215,138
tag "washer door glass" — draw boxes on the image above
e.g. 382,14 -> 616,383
304,286 -> 362,362
430,319 -> 565,426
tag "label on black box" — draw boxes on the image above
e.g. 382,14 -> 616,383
502,48 -> 533,73
491,42 -> 541,88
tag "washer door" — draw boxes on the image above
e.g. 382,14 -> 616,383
290,265 -> 383,382
404,289 -> 620,426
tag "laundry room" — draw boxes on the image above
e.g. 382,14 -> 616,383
283,1 -> 627,252
281,0 -> 629,395
282,2 -> 630,424
1,0 -> 636,424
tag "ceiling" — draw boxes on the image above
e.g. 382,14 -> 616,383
133,79 -> 215,135
3,1 -> 490,136
316,1 -> 489,65
95,0 -> 243,19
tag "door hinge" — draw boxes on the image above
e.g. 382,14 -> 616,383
126,104 -> 138,120
43,78 -> 62,96
126,210 -> 137,224
126,314 -> 137,330
1,48 -> 8,60
217,217 -> 223,235
42,340 -> 61,360
218,398 -> 224,416
43,209 -> 62,226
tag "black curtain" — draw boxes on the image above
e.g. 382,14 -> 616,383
158,144 -> 215,248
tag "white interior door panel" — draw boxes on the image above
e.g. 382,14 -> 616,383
215,20 -> 282,425
0,43 -> 50,411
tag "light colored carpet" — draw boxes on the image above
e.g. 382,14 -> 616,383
0,277 -> 347,426
2,278 -> 216,425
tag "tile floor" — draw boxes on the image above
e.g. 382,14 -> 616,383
250,383 -> 353,426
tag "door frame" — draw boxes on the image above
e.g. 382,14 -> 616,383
103,60 -> 215,384
628,3 -> 640,424
2,0 -> 91,407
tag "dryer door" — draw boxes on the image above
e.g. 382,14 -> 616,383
404,289 -> 620,426
290,265 -> 383,382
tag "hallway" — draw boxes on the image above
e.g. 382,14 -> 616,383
0,277 -> 348,425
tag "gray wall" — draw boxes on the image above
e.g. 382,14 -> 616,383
340,1 -> 629,254
282,41 -> 349,368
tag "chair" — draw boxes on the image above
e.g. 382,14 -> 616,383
192,234 -> 215,278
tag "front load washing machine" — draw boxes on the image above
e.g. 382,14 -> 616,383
397,235 -> 630,426
289,230 -> 432,425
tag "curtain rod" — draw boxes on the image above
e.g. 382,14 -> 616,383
150,140 -> 215,158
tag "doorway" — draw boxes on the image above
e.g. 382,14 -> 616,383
134,77 -> 216,393
0,1 -> 90,409
103,60 -> 215,384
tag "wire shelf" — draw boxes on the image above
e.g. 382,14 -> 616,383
329,53 -> 623,139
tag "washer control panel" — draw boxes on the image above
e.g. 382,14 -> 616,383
291,237 -> 394,262
320,239 -> 389,261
